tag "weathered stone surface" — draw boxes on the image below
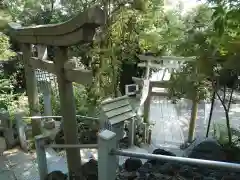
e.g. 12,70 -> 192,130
116,150 -> 240,180
185,138 -> 226,161
119,137 -> 129,149
148,148 -> 176,165
124,158 -> 142,172
54,130 -> 64,148
43,120 -> 55,130
178,165 -> 194,178
82,159 -> 98,180
4,128 -> 17,148
44,171 -> 67,180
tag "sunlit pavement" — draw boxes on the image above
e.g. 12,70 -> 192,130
130,92 -> 240,154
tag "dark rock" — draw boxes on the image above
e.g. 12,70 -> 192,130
158,163 -> 176,176
54,130 -> 64,144
178,165 -> 194,178
137,162 -> 152,178
44,171 -> 68,180
186,138 -> 226,161
147,173 -> 158,180
150,173 -> 172,180
124,158 -> 142,172
148,148 -> 176,165
118,171 -> 137,180
209,171 -> 224,179
170,162 -> 182,171
119,137 -> 129,149
138,162 -> 152,173
82,159 -> 98,180
203,177 -> 217,180
152,149 -> 176,156
193,174 -> 203,180
222,175 -> 238,180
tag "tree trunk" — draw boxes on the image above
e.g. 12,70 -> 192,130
216,89 -> 232,145
206,91 -> 215,137
221,101 -> 232,145
188,99 -> 198,143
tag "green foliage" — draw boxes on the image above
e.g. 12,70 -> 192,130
0,78 -> 15,110
3,0 -> 240,146
168,61 -> 211,102
0,33 -> 15,59
0,7 -> 12,31
0,77 -> 28,124
213,123 -> 229,145
42,83 -> 100,117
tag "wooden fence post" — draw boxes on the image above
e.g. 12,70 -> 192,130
128,118 -> 135,147
98,130 -> 118,180
35,134 -> 48,180
143,81 -> 152,124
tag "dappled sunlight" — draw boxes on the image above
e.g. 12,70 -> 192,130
146,90 -> 240,147
229,104 -> 240,113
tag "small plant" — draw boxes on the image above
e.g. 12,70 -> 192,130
0,33 -> 15,60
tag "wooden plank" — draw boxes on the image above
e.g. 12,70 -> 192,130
65,68 -> 92,85
105,105 -> 133,119
102,99 -> 130,112
101,96 -> 128,105
108,111 -> 136,125
29,57 -> 55,74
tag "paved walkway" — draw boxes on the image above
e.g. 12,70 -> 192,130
0,146 -> 151,179
130,90 -> 240,154
146,96 -> 240,149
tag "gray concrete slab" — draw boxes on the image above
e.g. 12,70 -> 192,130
0,155 -> 16,180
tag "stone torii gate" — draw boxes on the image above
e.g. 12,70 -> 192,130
8,6 -> 105,179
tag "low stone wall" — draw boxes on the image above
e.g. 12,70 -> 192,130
0,109 -> 18,149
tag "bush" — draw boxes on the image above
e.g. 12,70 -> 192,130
0,33 -> 15,60
0,78 -> 28,126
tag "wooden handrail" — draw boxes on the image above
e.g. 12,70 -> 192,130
8,6 -> 105,46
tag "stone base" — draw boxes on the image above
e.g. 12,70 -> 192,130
44,120 -> 56,130
180,139 -> 196,150
3,128 -> 16,149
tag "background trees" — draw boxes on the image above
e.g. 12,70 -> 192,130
1,0 -> 240,145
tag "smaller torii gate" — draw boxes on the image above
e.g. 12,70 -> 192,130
8,6 -> 105,179
132,54 -> 196,123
